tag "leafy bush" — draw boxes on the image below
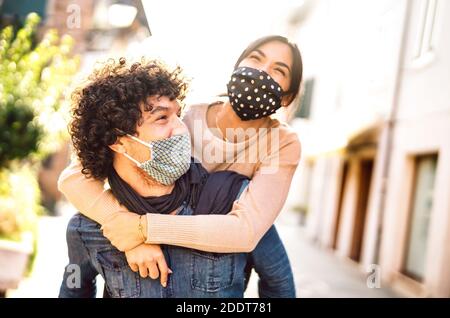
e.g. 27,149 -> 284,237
0,165 -> 43,241
0,12 -> 79,169
0,12 -> 79,243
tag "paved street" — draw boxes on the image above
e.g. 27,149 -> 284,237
246,209 -> 399,298
8,202 -> 398,298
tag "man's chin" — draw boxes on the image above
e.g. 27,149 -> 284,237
134,166 -> 158,185
134,166 -> 177,188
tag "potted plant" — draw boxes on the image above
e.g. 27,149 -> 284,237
0,12 -> 79,296
0,166 -> 42,295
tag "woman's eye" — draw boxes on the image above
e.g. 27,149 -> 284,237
156,115 -> 168,121
249,55 -> 260,61
275,68 -> 286,76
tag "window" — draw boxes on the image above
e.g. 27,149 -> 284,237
413,0 -> 440,61
294,78 -> 314,119
403,154 -> 438,281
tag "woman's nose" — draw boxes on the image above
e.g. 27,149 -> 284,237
258,62 -> 271,74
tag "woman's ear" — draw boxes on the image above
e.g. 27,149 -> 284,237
281,93 -> 294,107
108,136 -> 126,154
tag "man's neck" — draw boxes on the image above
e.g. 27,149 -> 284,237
112,158 -> 174,197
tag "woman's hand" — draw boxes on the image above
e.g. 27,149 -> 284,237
101,211 -> 147,251
125,243 -> 172,287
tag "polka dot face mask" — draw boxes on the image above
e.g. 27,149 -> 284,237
227,67 -> 284,121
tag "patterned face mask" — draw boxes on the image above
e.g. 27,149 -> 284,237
123,133 -> 191,185
227,66 -> 285,121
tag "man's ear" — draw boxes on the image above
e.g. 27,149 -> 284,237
281,93 -> 294,107
108,136 -> 126,154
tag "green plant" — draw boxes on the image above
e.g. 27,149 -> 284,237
0,12 -> 79,245
0,165 -> 43,242
0,102 -> 43,168
0,13 -> 80,168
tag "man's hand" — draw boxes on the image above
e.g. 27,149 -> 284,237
125,243 -> 172,287
101,211 -> 147,251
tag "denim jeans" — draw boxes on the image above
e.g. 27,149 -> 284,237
59,183 -> 295,298
59,207 -> 247,298
245,225 -> 296,297
238,179 -> 296,298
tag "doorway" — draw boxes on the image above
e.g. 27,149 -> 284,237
350,159 -> 374,262
332,161 -> 349,249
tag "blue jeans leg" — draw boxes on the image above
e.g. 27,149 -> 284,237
249,225 -> 296,298
60,213 -> 162,298
59,214 -> 98,298
59,211 -> 245,298
237,180 -> 296,298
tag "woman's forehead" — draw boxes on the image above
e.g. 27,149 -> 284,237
253,41 -> 293,66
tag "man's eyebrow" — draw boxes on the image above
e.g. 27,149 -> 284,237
149,105 -> 169,114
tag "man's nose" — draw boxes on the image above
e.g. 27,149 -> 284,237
170,116 -> 187,137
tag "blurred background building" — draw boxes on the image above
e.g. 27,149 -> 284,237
0,0 -> 449,298
287,0 -> 450,297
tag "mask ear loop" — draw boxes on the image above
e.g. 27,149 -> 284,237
126,134 -> 154,161
122,152 -> 142,166
114,128 -> 154,165
112,128 -> 143,166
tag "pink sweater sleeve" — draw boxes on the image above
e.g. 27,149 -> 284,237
58,134 -> 301,253
57,159 -> 127,224
144,134 -> 301,252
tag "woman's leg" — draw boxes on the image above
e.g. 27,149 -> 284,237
235,180 -> 295,297
250,225 -> 296,298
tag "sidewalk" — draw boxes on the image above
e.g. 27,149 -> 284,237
245,209 -> 399,298
7,203 -> 75,298
8,203 -> 399,298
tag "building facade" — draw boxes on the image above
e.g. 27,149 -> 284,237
287,0 -> 450,297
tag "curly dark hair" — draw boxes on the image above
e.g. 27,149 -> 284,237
70,57 -> 188,180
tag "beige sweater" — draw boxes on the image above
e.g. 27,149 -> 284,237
58,103 -> 301,252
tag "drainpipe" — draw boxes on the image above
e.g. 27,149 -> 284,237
373,0 -> 412,265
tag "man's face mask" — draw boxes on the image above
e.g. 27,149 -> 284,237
122,133 -> 191,185
227,66 -> 285,121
